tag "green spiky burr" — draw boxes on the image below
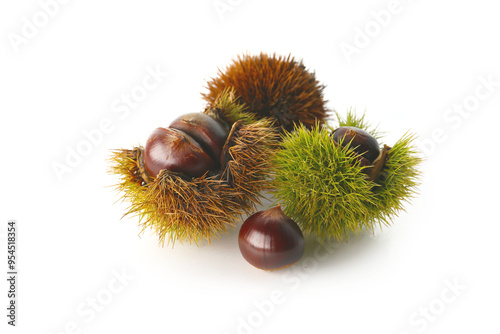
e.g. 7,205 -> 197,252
271,111 -> 422,241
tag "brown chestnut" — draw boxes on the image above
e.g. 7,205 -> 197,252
331,126 -> 380,163
238,205 -> 305,271
169,113 -> 228,164
143,127 -> 215,178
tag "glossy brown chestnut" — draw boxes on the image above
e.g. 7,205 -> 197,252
331,126 -> 380,163
143,127 -> 215,178
169,113 -> 229,164
238,205 -> 305,271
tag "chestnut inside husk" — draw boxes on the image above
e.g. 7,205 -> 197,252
331,126 -> 380,163
143,127 -> 217,178
109,91 -> 279,245
331,126 -> 390,182
270,112 -> 422,242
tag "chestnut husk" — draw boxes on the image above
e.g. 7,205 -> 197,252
203,53 -> 329,132
109,95 -> 279,245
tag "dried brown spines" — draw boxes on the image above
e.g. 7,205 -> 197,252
109,115 -> 279,246
203,53 -> 328,132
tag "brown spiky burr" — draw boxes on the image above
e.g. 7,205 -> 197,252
202,53 -> 329,132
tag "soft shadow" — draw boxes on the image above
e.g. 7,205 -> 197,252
297,227 -> 390,271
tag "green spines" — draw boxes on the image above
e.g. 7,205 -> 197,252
334,109 -> 381,140
204,88 -> 259,126
369,133 -> 422,223
271,112 -> 422,241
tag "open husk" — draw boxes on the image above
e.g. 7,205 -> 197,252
109,93 -> 279,246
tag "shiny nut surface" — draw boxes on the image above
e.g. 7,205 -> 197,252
144,127 -> 215,178
331,126 -> 380,163
238,205 -> 305,271
169,113 -> 228,164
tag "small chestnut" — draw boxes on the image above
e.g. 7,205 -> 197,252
238,205 -> 305,271
143,127 -> 215,178
331,126 -> 380,163
169,113 -> 229,164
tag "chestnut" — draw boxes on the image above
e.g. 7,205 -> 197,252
238,205 -> 305,271
143,127 -> 215,178
331,126 -> 380,163
169,113 -> 228,164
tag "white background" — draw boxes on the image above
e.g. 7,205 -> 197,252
1,0 -> 499,333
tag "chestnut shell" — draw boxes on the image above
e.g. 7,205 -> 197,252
169,113 -> 228,164
331,126 -> 380,163
238,205 -> 305,271
143,127 -> 215,178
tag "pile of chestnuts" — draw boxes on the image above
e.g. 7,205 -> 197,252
110,53 -> 421,272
